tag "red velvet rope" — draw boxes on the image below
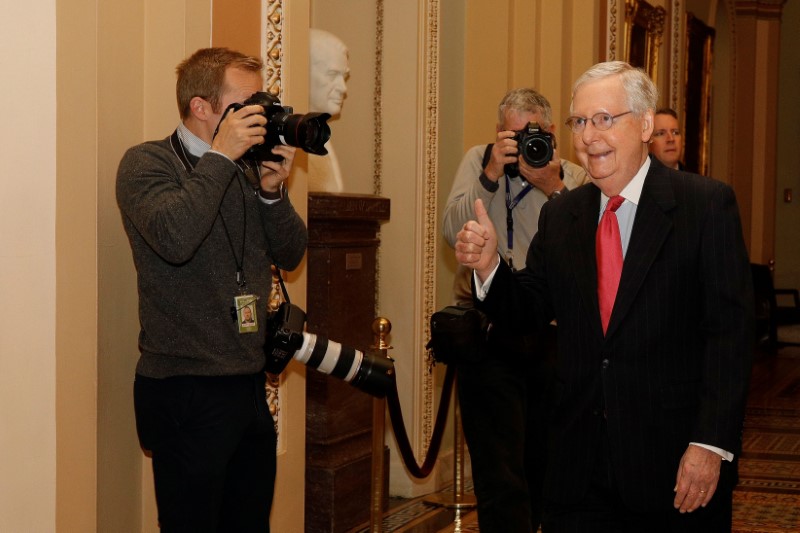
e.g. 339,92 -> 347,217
384,364 -> 456,478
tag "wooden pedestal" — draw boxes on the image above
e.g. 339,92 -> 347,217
305,192 -> 391,532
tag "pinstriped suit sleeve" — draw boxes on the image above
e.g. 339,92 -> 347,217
692,182 -> 753,453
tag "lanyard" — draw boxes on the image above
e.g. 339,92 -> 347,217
504,176 -> 533,270
170,130 -> 250,289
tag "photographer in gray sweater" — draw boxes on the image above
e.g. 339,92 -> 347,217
116,47 -> 307,532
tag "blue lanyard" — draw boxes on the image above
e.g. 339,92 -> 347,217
505,176 -> 533,270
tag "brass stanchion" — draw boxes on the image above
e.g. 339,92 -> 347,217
370,318 -> 393,533
423,373 -> 477,509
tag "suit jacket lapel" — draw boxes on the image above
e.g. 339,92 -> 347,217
605,162 -> 676,338
567,184 -> 603,334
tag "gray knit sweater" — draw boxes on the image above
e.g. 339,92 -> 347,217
117,135 -> 308,378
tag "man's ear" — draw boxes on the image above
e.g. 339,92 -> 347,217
189,96 -> 210,120
641,109 -> 655,142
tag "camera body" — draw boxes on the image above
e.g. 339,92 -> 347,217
264,302 -> 307,373
504,122 -> 556,177
224,92 -> 331,162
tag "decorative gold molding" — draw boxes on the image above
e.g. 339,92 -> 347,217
725,0 -> 738,184
670,0 -> 682,110
264,0 -> 283,432
607,0 -> 620,60
623,0 -> 666,83
370,0 -> 438,459
266,267 -> 284,431
373,0 -> 384,197
264,0 -> 283,98
373,0 -> 385,347
421,0 -> 440,454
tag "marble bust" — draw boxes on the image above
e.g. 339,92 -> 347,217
308,28 -> 350,192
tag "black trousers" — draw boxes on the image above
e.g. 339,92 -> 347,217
134,372 -> 277,533
542,419 -> 736,533
457,326 -> 557,533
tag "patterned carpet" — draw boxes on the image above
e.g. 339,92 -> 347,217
348,489 -> 482,533
352,348 -> 800,532
732,347 -> 800,532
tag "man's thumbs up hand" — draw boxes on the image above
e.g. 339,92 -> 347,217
455,199 -> 500,282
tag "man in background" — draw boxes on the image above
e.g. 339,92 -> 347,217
648,107 -> 684,170
442,88 -> 590,533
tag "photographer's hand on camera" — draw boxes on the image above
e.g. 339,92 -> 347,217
518,146 -> 564,199
210,104 -> 267,161
484,130 -> 520,181
259,145 -> 297,194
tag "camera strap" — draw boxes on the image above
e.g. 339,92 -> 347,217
171,129 -> 251,291
504,175 -> 533,270
274,266 -> 291,304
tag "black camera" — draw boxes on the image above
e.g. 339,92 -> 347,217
223,92 -> 332,162
264,302 -> 395,398
504,122 -> 556,177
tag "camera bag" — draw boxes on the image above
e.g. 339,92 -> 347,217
426,305 -> 490,365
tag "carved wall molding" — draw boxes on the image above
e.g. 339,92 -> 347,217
726,0 -> 739,184
421,0 -> 440,454
370,0 -> 439,456
373,0 -> 384,318
734,0 -> 787,19
373,0 -> 384,197
264,0 -> 283,435
264,0 -> 283,98
670,0 -> 682,110
606,0 -> 620,60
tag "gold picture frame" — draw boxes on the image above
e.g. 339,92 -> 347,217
623,0 -> 666,83
683,13 -> 715,175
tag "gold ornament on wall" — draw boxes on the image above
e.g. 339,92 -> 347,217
623,0 -> 666,83
420,0 -> 440,454
265,0 -> 283,98
264,0 -> 283,432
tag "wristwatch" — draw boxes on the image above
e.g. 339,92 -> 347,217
548,189 -> 563,201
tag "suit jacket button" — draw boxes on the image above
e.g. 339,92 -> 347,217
601,358 -> 610,369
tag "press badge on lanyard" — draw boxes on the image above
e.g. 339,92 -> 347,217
235,293 -> 259,334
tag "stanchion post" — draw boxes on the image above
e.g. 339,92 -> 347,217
451,374 -> 470,505
370,318 -> 393,533
422,372 -> 477,509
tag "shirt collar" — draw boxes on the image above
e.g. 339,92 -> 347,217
177,123 -> 211,158
600,155 -> 651,208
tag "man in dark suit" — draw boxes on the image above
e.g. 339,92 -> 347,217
453,61 -> 753,532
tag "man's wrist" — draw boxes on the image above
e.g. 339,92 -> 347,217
548,186 -> 565,200
207,149 -> 237,166
259,183 -> 284,201
479,173 -> 500,193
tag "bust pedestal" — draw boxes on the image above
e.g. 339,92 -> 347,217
305,192 -> 391,532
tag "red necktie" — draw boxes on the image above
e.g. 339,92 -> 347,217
597,195 -> 625,335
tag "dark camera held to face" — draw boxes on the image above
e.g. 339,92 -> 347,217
223,91 -> 332,162
505,122 -> 556,177
264,302 -> 395,398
